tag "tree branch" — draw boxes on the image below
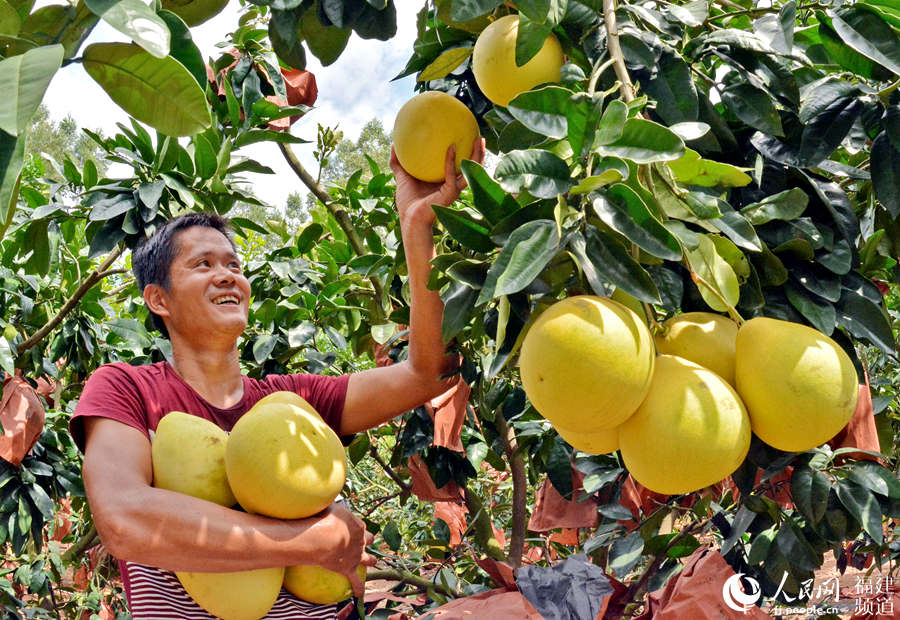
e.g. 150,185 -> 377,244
603,0 -> 636,103
16,246 -> 125,359
279,142 -> 386,323
493,412 -> 527,569
61,525 -> 99,563
370,443 -> 412,492
366,568 -> 461,599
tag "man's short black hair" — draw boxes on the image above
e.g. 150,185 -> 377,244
132,212 -> 237,339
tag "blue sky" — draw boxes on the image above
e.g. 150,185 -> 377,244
42,0 -> 423,210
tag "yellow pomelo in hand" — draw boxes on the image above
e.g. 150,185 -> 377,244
284,564 -> 366,605
225,402 -> 347,519
655,312 -> 738,385
735,317 -> 859,452
556,423 -> 619,455
161,0 -> 229,26
519,295 -> 655,431
619,355 -> 752,495
472,14 -> 565,107
392,91 -> 480,183
177,568 -> 285,620
151,411 -> 235,507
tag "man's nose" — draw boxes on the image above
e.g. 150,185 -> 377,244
213,266 -> 237,285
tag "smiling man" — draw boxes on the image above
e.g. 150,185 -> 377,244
70,141 -> 483,619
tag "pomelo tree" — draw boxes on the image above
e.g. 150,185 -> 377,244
0,0 -> 898,617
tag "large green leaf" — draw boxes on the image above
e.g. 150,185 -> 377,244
494,149 -> 573,199
835,479 -> 884,544
417,45 -> 471,81
515,13 -> 553,66
685,234 -> 740,312
433,205 -> 495,253
450,0 -> 503,21
0,44 -> 63,136
641,50 -> 698,125
0,0 -> 21,36
476,220 -> 560,305
831,6 -> 900,76
302,1 -> 351,66
84,0 -> 169,58
516,0 -> 567,26
460,159 -> 520,225
269,8 -> 306,70
798,79 -> 862,166
785,283 -> 836,335
571,227 -> 661,303
871,132 -> 900,219
507,85 -> 571,139
592,184 -> 682,261
594,118 -> 685,164
710,203 -> 762,252
0,131 -> 23,231
158,10 -> 206,88
790,466 -> 830,525
740,188 -> 808,224
835,288 -> 897,356
83,42 -> 211,137
667,148 -> 752,188
721,82 -> 783,137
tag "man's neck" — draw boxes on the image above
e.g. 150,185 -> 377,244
168,344 -> 244,409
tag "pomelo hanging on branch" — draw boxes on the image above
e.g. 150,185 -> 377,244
518,295 -> 655,433
472,14 -> 565,107
654,312 -> 738,386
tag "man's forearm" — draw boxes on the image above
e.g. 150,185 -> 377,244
99,485 -> 337,573
400,218 -> 449,381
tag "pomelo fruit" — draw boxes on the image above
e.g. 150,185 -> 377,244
392,91 -> 480,183
225,401 -> 347,519
177,567 -> 285,620
735,317 -> 859,452
161,0 -> 230,27
253,391 -> 323,420
472,14 -> 565,107
655,312 -> 738,385
283,564 -> 366,605
518,295 -> 655,431
619,355 -> 752,495
555,423 -> 619,455
151,411 -> 235,507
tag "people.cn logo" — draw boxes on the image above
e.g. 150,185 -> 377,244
722,573 -> 762,612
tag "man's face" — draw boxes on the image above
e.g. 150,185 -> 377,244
155,226 -> 252,342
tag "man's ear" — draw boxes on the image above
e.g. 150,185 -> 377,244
143,284 -> 170,318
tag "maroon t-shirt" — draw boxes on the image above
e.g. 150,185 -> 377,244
70,360 -> 350,620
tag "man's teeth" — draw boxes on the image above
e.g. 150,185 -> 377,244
214,296 -> 239,305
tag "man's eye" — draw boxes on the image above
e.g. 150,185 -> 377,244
198,260 -> 210,267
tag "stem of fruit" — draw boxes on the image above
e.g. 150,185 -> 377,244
688,267 -> 745,326
587,57 -> 616,97
602,0 -> 636,103
628,240 -> 663,332
463,486 -> 507,561
366,569 -> 462,598
279,142 -> 387,322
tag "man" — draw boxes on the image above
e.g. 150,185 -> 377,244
72,141 -> 484,618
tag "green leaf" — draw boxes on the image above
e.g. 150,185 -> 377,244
515,13 -> 552,66
296,222 -> 323,253
382,520 -> 401,551
417,45 -> 471,81
740,188 -> 808,224
566,92 -> 604,159
158,10 -> 206,88
849,462 -> 900,499
710,203 -> 762,252
252,334 -> 278,364
441,281 -> 478,343
592,184 -> 682,261
721,82 -> 784,137
642,50 -> 698,125
234,129 -> 308,148
433,205 -> 495,253
450,0 -> 503,21
569,158 -> 629,194
83,43 -> 211,137
871,132 -> 900,219
747,526 -> 775,565
269,8 -> 306,70
835,479 -> 884,544
667,149 -> 752,188
785,284 -> 836,335
191,134 -> 217,180
799,88 -> 862,166
0,131 -> 23,230
494,149 -> 573,199
573,227 -> 661,303
546,436 -> 573,498
507,85 -> 571,139
85,0 -> 169,58
774,519 -> 820,572
831,6 -> 900,76
593,100 -> 627,147
459,159 -> 520,225
0,0 -> 21,37
301,2 -> 351,67
721,505 -> 755,555
609,530 -> 644,578
790,466 -> 830,525
835,288 -> 897,355
685,234 -> 740,312
107,318 -> 153,348
0,336 -> 13,376
594,118 -> 685,164
0,44 -> 63,136
476,220 -> 559,305
668,0 -> 707,27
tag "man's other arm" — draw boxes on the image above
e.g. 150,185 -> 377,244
82,417 -> 372,592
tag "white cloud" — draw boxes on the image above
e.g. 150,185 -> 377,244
42,0 -> 425,209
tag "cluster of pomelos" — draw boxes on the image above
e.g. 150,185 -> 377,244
151,392 -> 359,620
519,295 -> 859,495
